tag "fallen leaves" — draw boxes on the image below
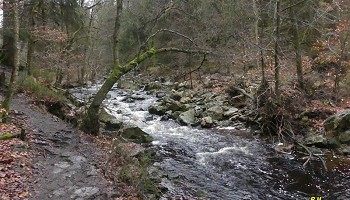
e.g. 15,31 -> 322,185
0,123 -> 31,200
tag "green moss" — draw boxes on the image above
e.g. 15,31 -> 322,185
19,76 -> 67,102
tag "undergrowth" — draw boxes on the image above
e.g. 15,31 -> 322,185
18,75 -> 67,103
106,138 -> 160,199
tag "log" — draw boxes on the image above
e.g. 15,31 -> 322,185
0,129 -> 25,140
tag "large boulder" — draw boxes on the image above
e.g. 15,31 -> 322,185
324,109 -> 350,132
99,108 -> 123,131
178,109 -> 197,126
119,126 -> 153,144
205,106 -> 224,121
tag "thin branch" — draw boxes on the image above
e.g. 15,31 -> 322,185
281,0 -> 308,12
143,29 -> 196,47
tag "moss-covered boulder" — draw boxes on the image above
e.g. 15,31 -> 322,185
148,103 -> 167,115
205,106 -> 224,121
324,110 -> 350,132
120,126 -> 153,144
178,109 -> 198,126
167,101 -> 187,112
338,131 -> 350,144
304,135 -> 328,148
99,108 -> 123,131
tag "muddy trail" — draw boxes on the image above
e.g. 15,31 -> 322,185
10,94 -> 118,200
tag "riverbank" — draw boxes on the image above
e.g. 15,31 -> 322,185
68,79 -> 350,199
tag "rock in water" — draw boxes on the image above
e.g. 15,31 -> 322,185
205,106 -> 224,121
324,109 -> 350,132
148,103 -> 167,115
201,116 -> 214,128
99,108 -> 123,131
304,135 -> 328,148
178,109 -> 197,126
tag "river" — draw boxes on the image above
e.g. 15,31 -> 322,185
71,84 -> 350,200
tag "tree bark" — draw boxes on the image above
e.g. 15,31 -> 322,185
81,47 -> 209,135
113,0 -> 123,67
2,0 -> 20,110
0,1 -> 16,66
290,0 -> 304,90
274,0 -> 281,96
253,0 -> 266,83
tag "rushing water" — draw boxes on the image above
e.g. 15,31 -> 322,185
71,85 -> 350,200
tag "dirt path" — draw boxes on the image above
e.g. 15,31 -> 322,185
11,94 -> 118,200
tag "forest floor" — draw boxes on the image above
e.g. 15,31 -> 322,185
1,93 -> 120,200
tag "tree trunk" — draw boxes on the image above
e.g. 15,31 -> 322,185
2,0 -> 20,111
290,0 -> 304,90
274,0 -> 281,96
0,1 -> 16,66
113,0 -> 123,67
81,47 -> 209,135
253,0 -> 266,83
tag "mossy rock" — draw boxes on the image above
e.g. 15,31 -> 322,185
338,131 -> 350,144
99,108 -> 123,131
148,104 -> 167,115
167,101 -> 187,112
304,135 -> 328,148
178,109 -> 198,126
324,109 -> 350,132
120,126 -> 153,144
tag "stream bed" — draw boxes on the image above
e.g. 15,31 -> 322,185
71,85 -> 350,199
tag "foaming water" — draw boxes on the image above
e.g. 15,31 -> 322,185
71,86 -> 350,199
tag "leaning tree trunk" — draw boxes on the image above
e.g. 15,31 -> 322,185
81,47 -> 209,135
2,0 -> 20,110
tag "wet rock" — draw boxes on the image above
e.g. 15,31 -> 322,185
99,108 -> 123,131
180,97 -> 191,104
119,126 -> 153,144
170,90 -> 183,101
163,81 -> 174,87
130,94 -> 146,100
194,106 -> 204,117
156,92 -> 166,98
338,131 -> 350,144
148,103 -> 167,115
201,116 -> 214,128
178,109 -> 197,126
117,79 -> 139,90
327,137 -> 341,148
167,101 -> 187,112
339,145 -> 350,155
304,135 -> 328,148
223,107 -> 239,118
205,106 -> 224,121
145,82 -> 162,90
170,111 -> 182,120
71,187 -> 100,199
324,109 -> 350,132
